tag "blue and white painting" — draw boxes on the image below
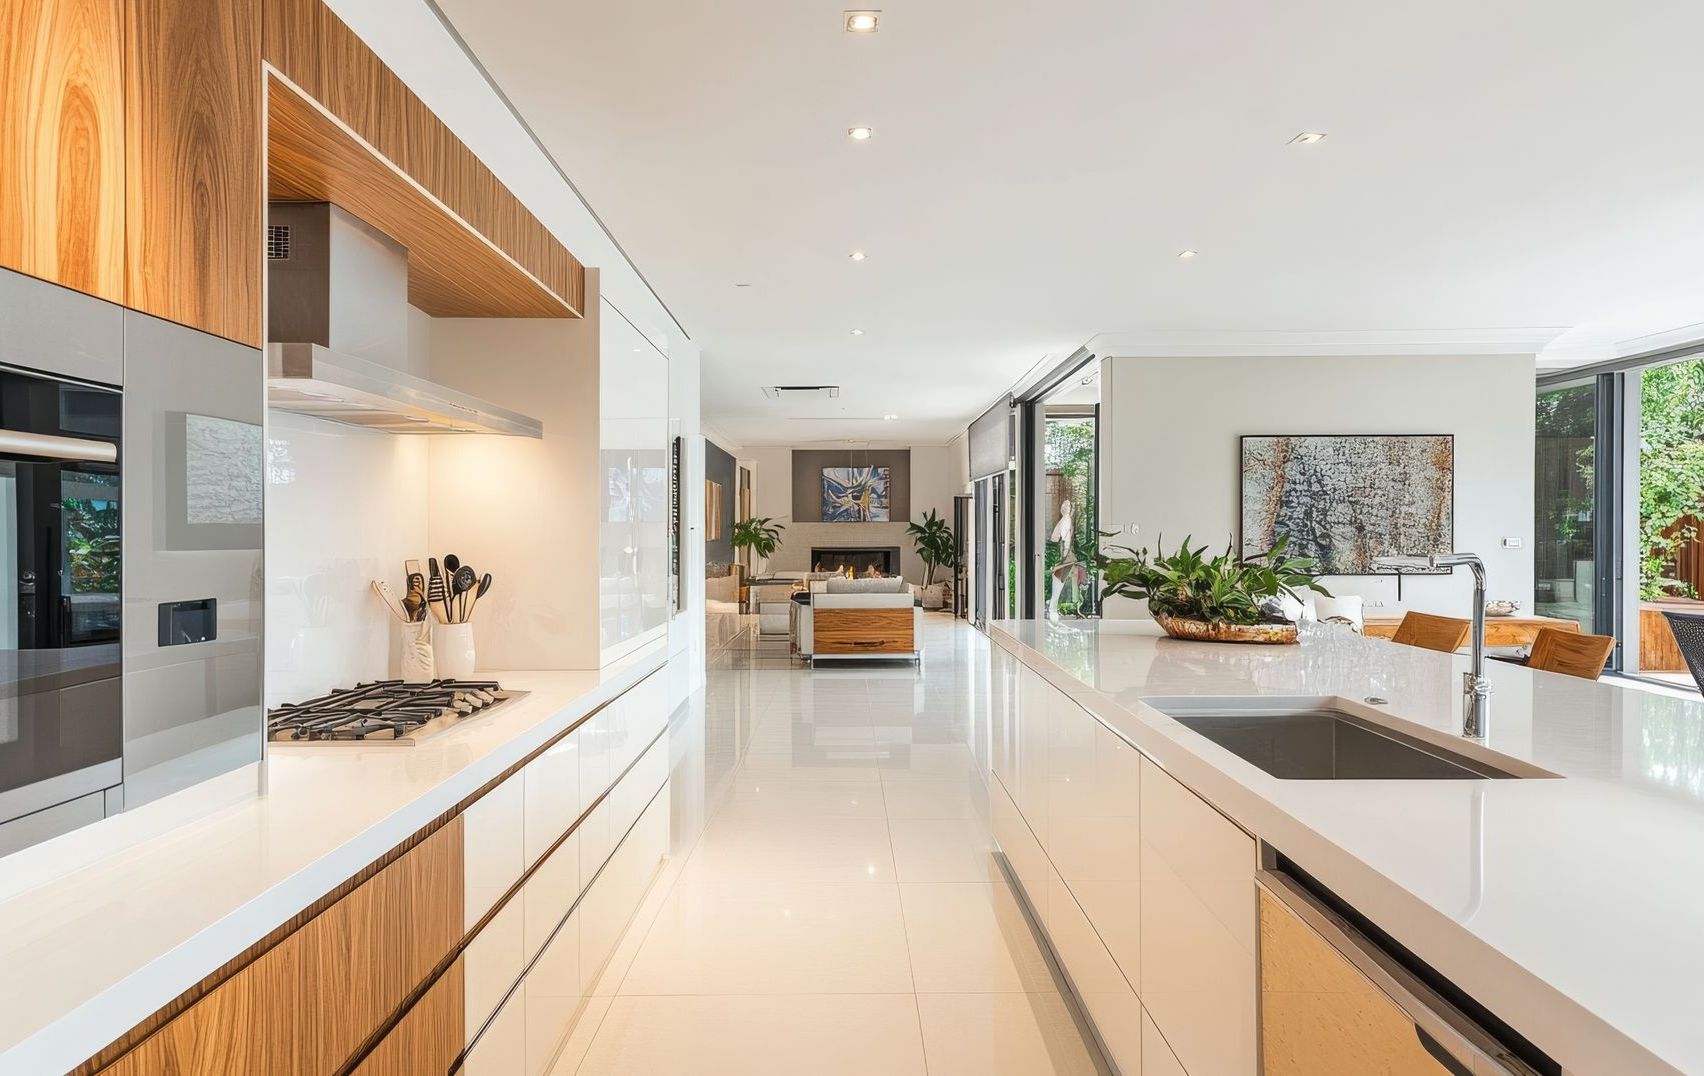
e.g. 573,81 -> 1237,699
822,466 -> 890,522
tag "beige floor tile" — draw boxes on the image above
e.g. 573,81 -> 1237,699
545,994 -> 613,1075
900,882 -> 1056,992
575,994 -> 926,1075
881,776 -> 990,820
889,818 -> 1003,882
679,813 -> 896,885
714,776 -> 887,819
879,742 -> 978,777
915,992 -> 1105,1075
618,881 -> 914,994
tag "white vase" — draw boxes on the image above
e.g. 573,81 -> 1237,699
399,620 -> 434,683
435,622 -> 476,680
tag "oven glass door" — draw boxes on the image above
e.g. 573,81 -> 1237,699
0,371 -> 121,818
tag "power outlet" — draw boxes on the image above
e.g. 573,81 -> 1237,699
1502,537 -> 1524,549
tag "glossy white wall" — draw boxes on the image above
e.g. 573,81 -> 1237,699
263,411 -> 429,707
427,290 -> 603,670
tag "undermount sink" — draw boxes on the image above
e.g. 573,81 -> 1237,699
1142,697 -> 1548,780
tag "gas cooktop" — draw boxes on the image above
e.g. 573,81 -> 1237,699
267,679 -> 525,744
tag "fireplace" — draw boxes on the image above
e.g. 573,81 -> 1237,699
811,546 -> 900,577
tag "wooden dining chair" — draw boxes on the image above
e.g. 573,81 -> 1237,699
1526,627 -> 1615,680
1388,612 -> 1472,653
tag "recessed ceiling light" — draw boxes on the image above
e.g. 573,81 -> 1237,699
844,10 -> 880,32
848,126 -> 873,141
1177,249 -> 1198,259
882,413 -> 899,421
850,328 -> 865,336
1288,131 -> 1327,145
848,250 -> 867,261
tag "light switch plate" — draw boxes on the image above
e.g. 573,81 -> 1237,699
1502,537 -> 1524,549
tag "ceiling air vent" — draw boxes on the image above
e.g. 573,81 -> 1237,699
762,385 -> 841,399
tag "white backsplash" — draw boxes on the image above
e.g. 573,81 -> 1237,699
265,411 -> 429,708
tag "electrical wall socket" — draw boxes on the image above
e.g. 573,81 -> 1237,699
1502,537 -> 1524,549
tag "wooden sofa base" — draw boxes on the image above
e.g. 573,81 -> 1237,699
811,608 -> 917,661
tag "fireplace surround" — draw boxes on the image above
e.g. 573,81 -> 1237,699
811,546 -> 901,577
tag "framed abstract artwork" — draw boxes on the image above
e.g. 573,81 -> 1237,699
1240,434 -> 1454,574
822,466 -> 891,522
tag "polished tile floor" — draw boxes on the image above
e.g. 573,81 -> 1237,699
556,614 -> 1110,1075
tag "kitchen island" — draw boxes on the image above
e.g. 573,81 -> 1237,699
990,618 -> 1704,1076
0,643 -> 676,1076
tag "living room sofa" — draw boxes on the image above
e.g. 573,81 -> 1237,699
792,577 -> 922,665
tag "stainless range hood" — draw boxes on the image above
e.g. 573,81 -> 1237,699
265,202 -> 543,438
266,343 -> 542,436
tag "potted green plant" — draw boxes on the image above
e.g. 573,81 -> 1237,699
907,509 -> 958,610
730,516 -> 785,576
1096,533 -> 1330,644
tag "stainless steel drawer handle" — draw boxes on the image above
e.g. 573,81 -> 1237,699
0,429 -> 117,463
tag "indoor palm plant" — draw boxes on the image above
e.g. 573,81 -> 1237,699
1096,533 -> 1329,644
907,509 -> 958,609
730,516 -> 785,575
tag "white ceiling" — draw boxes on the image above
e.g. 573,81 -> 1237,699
436,0 -> 1704,446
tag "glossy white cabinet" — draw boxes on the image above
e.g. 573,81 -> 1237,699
464,894 -> 524,1042
1046,865 -> 1143,1072
1140,755 -> 1256,1076
991,772 -> 1049,924
522,900 -> 583,1074
577,707 -> 615,869
523,729 -> 582,867
1015,665 -> 1053,848
989,645 -> 1020,793
1046,685 -> 1141,992
579,778 -> 670,994
524,831 -> 580,963
464,770 -> 526,929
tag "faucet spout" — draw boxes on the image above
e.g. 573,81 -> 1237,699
1372,551 -> 1492,738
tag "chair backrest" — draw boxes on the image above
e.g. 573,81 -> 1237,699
1662,611 -> 1704,691
1389,611 -> 1472,653
1526,627 -> 1614,680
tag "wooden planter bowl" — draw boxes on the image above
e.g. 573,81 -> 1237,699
1155,614 -> 1298,645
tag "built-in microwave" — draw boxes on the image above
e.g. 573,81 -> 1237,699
0,365 -> 123,828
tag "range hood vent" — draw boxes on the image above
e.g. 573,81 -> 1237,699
265,201 -> 543,438
267,343 -> 542,436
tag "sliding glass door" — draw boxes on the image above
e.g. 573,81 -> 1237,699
1535,355 -> 1704,689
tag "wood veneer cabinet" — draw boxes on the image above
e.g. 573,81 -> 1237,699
124,0 -> 262,345
351,960 -> 466,1076
0,0 -> 126,301
262,0 -> 585,317
98,819 -> 464,1075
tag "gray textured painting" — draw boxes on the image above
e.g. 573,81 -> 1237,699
1241,435 -> 1453,574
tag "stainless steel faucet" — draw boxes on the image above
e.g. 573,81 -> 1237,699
1371,552 -> 1491,738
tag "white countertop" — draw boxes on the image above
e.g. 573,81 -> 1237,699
0,645 -> 666,1076
993,619 -> 1704,1076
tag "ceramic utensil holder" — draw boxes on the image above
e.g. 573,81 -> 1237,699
400,620 -> 434,683
435,622 -> 476,680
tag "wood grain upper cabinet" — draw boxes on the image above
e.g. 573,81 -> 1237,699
124,0 -> 261,345
0,0 -> 126,301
